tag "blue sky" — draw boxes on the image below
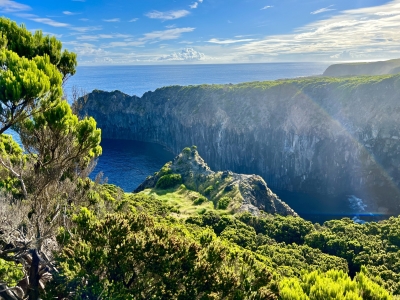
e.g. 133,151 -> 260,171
0,0 -> 399,65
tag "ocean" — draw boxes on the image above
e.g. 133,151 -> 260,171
64,63 -> 329,97
14,62 -> 384,223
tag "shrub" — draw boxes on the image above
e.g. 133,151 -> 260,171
158,163 -> 172,177
204,185 -> 214,196
218,196 -> 231,209
182,147 -> 191,155
193,196 -> 207,205
279,268 -> 392,300
156,174 -> 182,189
0,258 -> 24,287
50,210 -> 276,299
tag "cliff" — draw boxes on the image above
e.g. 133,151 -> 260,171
136,146 -> 297,216
79,74 -> 400,215
323,58 -> 400,77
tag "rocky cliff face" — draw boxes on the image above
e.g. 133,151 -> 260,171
136,146 -> 297,217
79,75 -> 400,215
323,58 -> 400,77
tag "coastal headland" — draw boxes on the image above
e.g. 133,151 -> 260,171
79,73 -> 400,215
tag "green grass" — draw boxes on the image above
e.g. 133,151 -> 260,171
140,184 -> 215,218
154,73 -> 400,94
138,183 -> 241,218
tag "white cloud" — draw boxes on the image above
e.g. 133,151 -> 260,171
207,38 -> 256,44
104,41 -> 145,47
0,0 -> 30,12
235,34 -> 256,38
73,43 -> 109,57
100,27 -> 195,49
70,26 -> 102,33
129,18 -> 139,22
33,18 -> 69,27
63,11 -> 81,15
237,0 -> 400,61
261,6 -> 273,10
76,33 -> 132,41
17,14 -> 69,27
103,18 -> 120,22
158,48 -> 206,61
311,5 -> 335,15
141,27 -> 195,41
190,2 -> 198,9
145,10 -> 190,21
330,50 -> 362,60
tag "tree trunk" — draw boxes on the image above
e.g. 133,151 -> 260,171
0,284 -> 19,300
28,249 -> 40,300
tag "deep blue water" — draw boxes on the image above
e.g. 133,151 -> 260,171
92,139 -> 174,192
10,62 -> 386,223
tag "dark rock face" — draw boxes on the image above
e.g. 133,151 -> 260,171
79,75 -> 400,215
136,147 -> 297,217
323,58 -> 400,77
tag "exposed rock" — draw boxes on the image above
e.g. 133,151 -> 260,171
79,74 -> 400,215
135,146 -> 297,217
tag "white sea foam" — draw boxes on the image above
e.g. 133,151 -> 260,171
348,195 -> 367,212
352,216 -> 367,224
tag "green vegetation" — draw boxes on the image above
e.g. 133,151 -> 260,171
48,208 -> 276,299
218,196 -> 231,209
156,72 -> 398,95
141,184 -> 214,218
279,268 -> 391,300
0,258 -> 24,287
156,173 -> 183,189
0,16 -> 400,300
0,17 -> 100,300
44,189 -> 400,299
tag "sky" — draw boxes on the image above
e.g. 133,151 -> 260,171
0,0 -> 399,65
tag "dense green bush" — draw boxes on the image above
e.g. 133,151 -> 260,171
156,174 -> 182,189
48,209 -> 277,299
203,185 -> 214,196
279,268 -> 392,300
0,258 -> 24,287
218,196 -> 231,209
193,195 -> 207,205
157,162 -> 172,177
237,213 -> 315,245
304,217 -> 400,294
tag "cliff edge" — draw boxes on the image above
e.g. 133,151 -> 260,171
323,58 -> 400,77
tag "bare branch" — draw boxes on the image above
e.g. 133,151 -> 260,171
0,157 -> 27,199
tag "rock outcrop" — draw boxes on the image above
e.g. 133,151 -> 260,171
323,58 -> 400,77
135,146 -> 297,217
79,74 -> 400,215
